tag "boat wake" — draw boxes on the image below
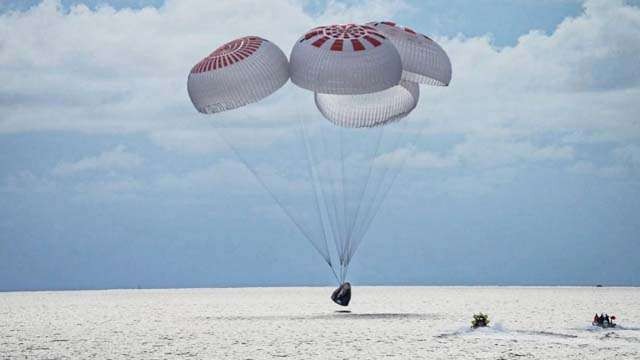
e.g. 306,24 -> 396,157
435,323 -> 506,338
436,324 -> 577,340
515,330 -> 577,339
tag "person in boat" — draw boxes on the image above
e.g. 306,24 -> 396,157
593,313 -> 617,327
471,313 -> 489,328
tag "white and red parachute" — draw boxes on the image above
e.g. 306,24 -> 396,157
289,24 -> 402,95
187,36 -> 289,114
366,21 -> 452,86
187,23 -> 451,289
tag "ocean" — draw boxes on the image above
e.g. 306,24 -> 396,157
1,286 -> 639,359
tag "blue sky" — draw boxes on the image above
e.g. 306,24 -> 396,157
1,0 -> 639,291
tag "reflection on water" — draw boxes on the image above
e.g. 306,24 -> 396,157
198,312 -> 440,321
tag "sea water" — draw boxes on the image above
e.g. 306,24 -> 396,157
1,287 -> 639,359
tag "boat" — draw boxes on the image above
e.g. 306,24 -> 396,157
592,321 -> 616,328
471,313 -> 490,328
592,315 -> 617,328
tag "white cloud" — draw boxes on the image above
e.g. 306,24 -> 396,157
389,166 -> 520,198
0,0 -> 406,139
405,150 -> 458,169
452,141 -> 574,168
74,177 -> 142,194
566,142 -> 640,179
0,0 -> 638,175
416,0 -> 640,146
440,167 -> 518,197
149,123 -> 295,154
155,160 -> 254,192
376,147 -> 457,169
53,145 -> 143,175
566,160 -> 628,178
390,141 -> 574,170
148,129 -> 227,154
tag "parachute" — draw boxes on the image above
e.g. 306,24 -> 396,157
289,24 -> 402,95
187,23 -> 451,300
315,79 -> 419,128
187,36 -> 289,114
367,21 -> 452,86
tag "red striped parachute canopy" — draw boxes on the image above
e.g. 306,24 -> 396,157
187,36 -> 289,114
367,21 -> 452,86
289,24 -> 403,96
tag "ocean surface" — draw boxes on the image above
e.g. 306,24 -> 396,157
1,286 -> 639,359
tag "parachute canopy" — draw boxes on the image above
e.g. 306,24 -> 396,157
289,24 -> 402,95
315,80 -> 419,128
367,21 -> 452,86
187,36 -> 289,114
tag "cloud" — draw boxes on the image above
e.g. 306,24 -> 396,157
566,143 -> 640,179
148,123 -> 295,154
405,150 -> 458,169
417,0 -> 640,146
0,0 -> 407,138
375,147 -> 457,169
1,171 -> 56,193
612,144 -> 640,166
566,160 -> 628,178
52,144 -> 143,175
0,0 -> 638,181
387,141 -> 575,170
74,177 -> 142,194
439,167 -> 518,197
155,160 -> 254,192
154,158 -> 314,196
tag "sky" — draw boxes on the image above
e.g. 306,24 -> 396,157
0,0 -> 639,291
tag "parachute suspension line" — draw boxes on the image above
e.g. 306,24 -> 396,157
339,127 -> 349,268
335,126 -> 349,269
303,116 -> 344,284
318,122 -> 346,268
298,114 -> 333,271
214,127 -> 333,269
337,124 -> 386,283
340,257 -> 348,284
348,135 -> 394,262
341,263 -> 347,284
299,117 -> 341,285
330,264 -> 340,284
303,116 -> 344,282
342,124 -> 386,267
340,124 -> 387,267
342,263 -> 351,284
347,141 -> 410,263
341,122 -> 402,265
346,124 -> 406,264
347,120 -> 424,263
